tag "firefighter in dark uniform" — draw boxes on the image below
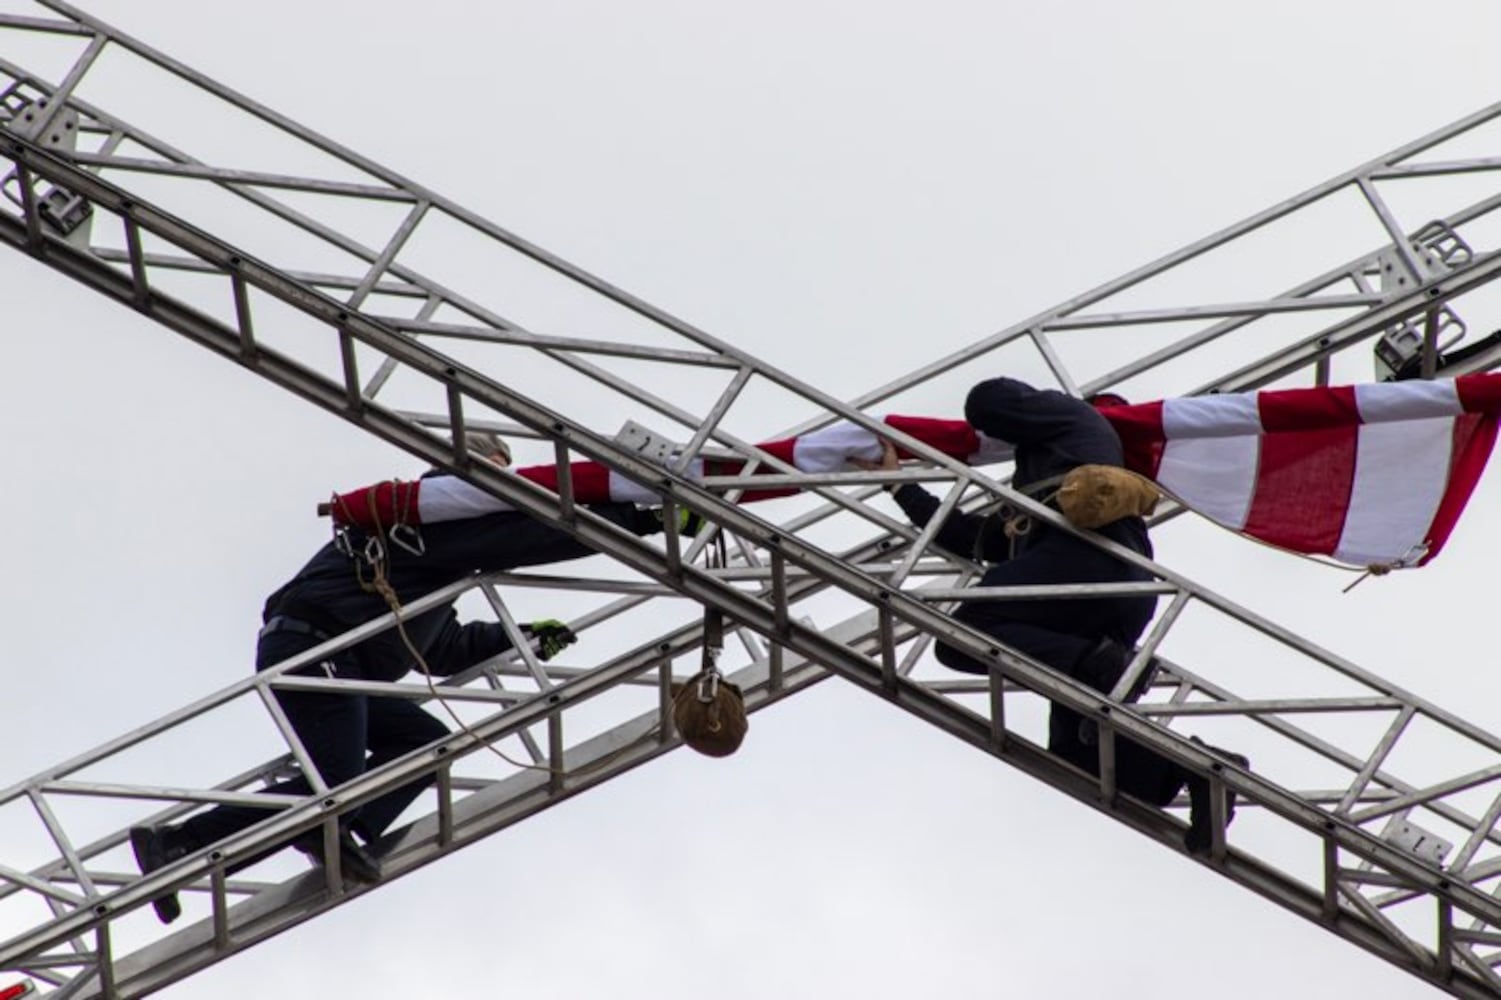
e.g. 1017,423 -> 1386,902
862,377 -> 1242,851
131,441 -> 665,923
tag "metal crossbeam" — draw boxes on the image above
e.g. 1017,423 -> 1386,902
6,5 -> 1501,997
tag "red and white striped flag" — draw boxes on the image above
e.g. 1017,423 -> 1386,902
1104,375 -> 1501,567
330,416 -> 1011,526
328,375 -> 1501,571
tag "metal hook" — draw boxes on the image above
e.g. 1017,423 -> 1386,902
389,522 -> 425,557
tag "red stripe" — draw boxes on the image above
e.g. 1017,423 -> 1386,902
1257,383 -> 1358,432
1239,386 -> 1360,556
757,438 -> 800,466
1242,424 -> 1357,556
517,462 -> 613,502
702,441 -> 800,503
1101,401 -> 1167,478
1420,412 -> 1498,564
884,415 -> 978,460
1454,372 -> 1501,414
738,437 -> 799,501
330,479 -> 421,530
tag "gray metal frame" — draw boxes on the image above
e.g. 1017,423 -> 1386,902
5,3 -> 1501,996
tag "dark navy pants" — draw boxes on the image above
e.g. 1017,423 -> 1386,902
934,528 -> 1185,806
179,628 -> 448,852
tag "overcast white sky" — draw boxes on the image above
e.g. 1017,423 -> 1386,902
6,2 -> 1501,997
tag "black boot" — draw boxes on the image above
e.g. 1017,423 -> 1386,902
1183,738 -> 1250,856
129,825 -> 195,924
292,827 -> 381,883
1123,654 -> 1160,703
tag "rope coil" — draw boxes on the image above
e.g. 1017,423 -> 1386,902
324,487 -> 749,777
327,486 -> 650,778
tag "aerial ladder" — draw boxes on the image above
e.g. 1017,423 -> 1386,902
6,3 -> 1501,996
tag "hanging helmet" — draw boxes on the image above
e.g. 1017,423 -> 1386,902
671,671 -> 748,757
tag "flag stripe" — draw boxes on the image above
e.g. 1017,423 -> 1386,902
793,423 -> 881,473
1356,379 -> 1461,423
885,415 -> 979,460
1162,393 -> 1261,439
1333,416 -> 1452,565
1257,383 -> 1358,433
1242,425 -> 1356,554
1423,412 -> 1498,564
1457,372 -> 1501,413
1158,435 -> 1260,530
1112,400 -> 1167,478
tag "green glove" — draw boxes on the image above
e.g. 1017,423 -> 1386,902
527,619 -> 578,661
653,506 -> 705,536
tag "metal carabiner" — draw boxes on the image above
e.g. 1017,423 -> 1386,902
388,522 -> 425,557
695,668 -> 721,704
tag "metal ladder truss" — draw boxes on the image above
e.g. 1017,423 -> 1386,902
5,3 -> 1501,996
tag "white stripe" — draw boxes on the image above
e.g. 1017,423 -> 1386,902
1333,417 -> 1453,565
418,477 -> 514,521
1162,393 -> 1262,440
968,432 -> 1015,466
793,422 -> 881,473
1158,434 -> 1259,530
1354,379 -> 1462,425
607,460 -> 703,504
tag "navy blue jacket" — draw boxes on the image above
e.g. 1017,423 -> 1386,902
892,377 -> 1152,563
263,483 -> 658,681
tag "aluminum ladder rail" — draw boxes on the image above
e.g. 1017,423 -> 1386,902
6,4 -> 1501,996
